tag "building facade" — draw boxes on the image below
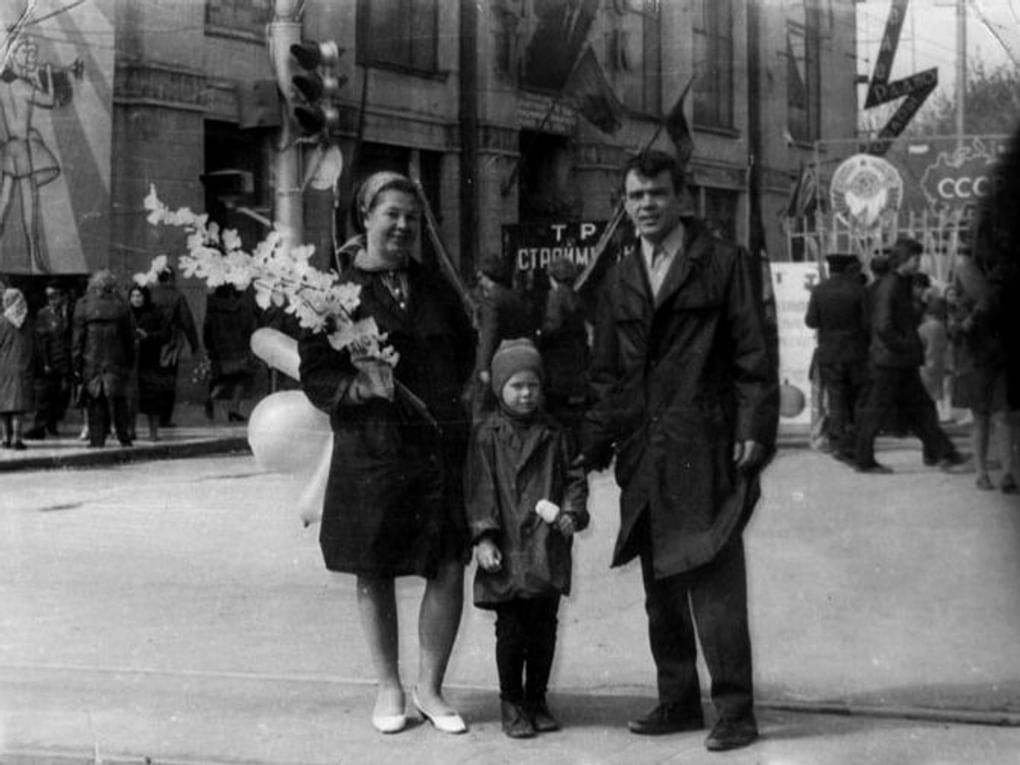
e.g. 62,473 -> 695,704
0,0 -> 860,325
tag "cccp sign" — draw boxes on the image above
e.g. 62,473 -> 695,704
919,143 -> 997,211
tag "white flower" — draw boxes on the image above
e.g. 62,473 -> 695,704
144,187 -> 398,366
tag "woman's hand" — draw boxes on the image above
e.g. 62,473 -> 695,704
555,513 -> 575,538
475,538 -> 502,573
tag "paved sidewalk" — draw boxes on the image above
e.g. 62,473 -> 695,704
0,403 -> 249,472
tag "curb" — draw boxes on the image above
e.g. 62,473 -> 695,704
0,437 -> 250,472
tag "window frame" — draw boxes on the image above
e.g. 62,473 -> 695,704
692,0 -> 734,130
355,0 -> 440,76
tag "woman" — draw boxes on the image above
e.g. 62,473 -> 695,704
0,288 -> 35,449
73,270 -> 135,448
203,284 -> 256,422
128,284 -> 170,441
298,171 -> 474,735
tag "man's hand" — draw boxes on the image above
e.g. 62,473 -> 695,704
475,538 -> 502,573
733,440 -> 765,472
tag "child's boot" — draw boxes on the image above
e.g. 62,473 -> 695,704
526,696 -> 561,732
500,700 -> 536,738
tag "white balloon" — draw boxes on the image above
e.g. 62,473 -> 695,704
247,390 -> 331,474
250,327 -> 302,381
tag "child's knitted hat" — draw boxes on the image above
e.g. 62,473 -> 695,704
490,338 -> 543,397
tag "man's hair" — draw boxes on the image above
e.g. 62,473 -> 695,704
621,150 -> 685,194
888,237 -> 923,268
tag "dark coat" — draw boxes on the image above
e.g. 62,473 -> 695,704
35,303 -> 72,376
203,289 -> 257,381
72,291 -> 135,399
299,260 -> 475,577
580,220 -> 779,579
131,304 -> 171,413
151,283 -> 200,360
474,282 -> 533,377
538,284 -> 590,400
804,272 -> 870,364
870,272 -> 924,368
466,408 -> 589,607
0,315 -> 35,413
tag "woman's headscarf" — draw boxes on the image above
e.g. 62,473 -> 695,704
2,288 -> 28,329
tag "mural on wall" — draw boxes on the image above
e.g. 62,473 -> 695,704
0,0 -> 114,275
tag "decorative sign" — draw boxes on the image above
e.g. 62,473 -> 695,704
516,92 -> 577,134
771,262 -> 821,425
0,1 -> 115,274
863,0 -> 938,154
919,140 -> 997,214
502,220 -> 608,274
829,154 -> 904,230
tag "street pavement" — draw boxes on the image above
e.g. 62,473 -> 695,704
3,418 -> 1020,763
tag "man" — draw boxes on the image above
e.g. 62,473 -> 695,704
467,253 -> 533,425
149,265 -> 199,427
853,237 -> 966,473
579,151 -> 779,752
804,254 -> 870,462
25,283 -> 73,438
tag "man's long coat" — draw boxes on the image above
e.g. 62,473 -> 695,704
581,220 -> 779,579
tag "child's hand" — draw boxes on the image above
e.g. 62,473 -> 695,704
475,538 -> 502,573
555,513 -> 575,538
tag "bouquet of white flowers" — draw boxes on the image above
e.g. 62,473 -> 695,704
142,185 -> 399,368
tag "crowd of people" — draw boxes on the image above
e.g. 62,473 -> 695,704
297,158 -> 778,752
805,237 -> 1018,492
0,264 -> 257,449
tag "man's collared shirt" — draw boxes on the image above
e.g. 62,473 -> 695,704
640,222 -> 684,298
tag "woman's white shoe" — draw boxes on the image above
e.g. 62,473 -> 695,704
412,688 -> 467,734
372,689 -> 407,734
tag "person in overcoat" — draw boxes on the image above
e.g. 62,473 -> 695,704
202,284 -> 257,422
298,171 -> 475,736
72,269 -> 135,448
466,338 -> 589,738
26,282 -> 72,438
150,265 -> 200,427
0,287 -> 35,449
128,284 -> 171,441
804,254 -> 870,461
577,151 -> 779,752
537,256 -> 590,442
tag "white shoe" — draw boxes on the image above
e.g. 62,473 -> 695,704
412,687 -> 467,734
372,688 -> 407,734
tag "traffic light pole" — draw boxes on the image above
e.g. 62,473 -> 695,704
270,0 -> 303,249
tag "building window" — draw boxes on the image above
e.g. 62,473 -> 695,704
357,0 -> 438,73
787,6 -> 822,143
692,0 -> 733,129
205,0 -> 272,35
610,0 -> 661,116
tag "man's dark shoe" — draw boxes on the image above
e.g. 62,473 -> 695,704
500,700 -> 536,739
526,697 -> 561,733
937,451 -> 971,473
23,427 -> 46,440
855,461 -> 893,474
705,717 -> 758,752
628,703 -> 704,735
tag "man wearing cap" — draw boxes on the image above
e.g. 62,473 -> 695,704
578,150 -> 778,752
853,237 -> 966,473
804,254 -> 870,462
26,283 -> 73,438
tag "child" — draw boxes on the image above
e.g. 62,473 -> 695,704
466,338 -> 589,739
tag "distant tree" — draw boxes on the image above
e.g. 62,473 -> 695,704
909,62 -> 1020,136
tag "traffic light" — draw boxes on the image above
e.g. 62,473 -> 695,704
289,40 -> 346,138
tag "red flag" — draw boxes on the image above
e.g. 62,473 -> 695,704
563,46 -> 625,135
664,76 -> 695,166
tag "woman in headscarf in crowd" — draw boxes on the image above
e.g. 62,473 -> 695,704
0,288 -> 35,449
298,171 -> 475,735
128,284 -> 170,441
72,269 -> 135,448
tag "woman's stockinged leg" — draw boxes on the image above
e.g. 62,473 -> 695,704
356,575 -> 404,713
416,559 -> 464,714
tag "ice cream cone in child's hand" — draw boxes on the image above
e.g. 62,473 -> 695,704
535,499 -> 560,523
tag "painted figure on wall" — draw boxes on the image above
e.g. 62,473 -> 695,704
0,32 -> 81,273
